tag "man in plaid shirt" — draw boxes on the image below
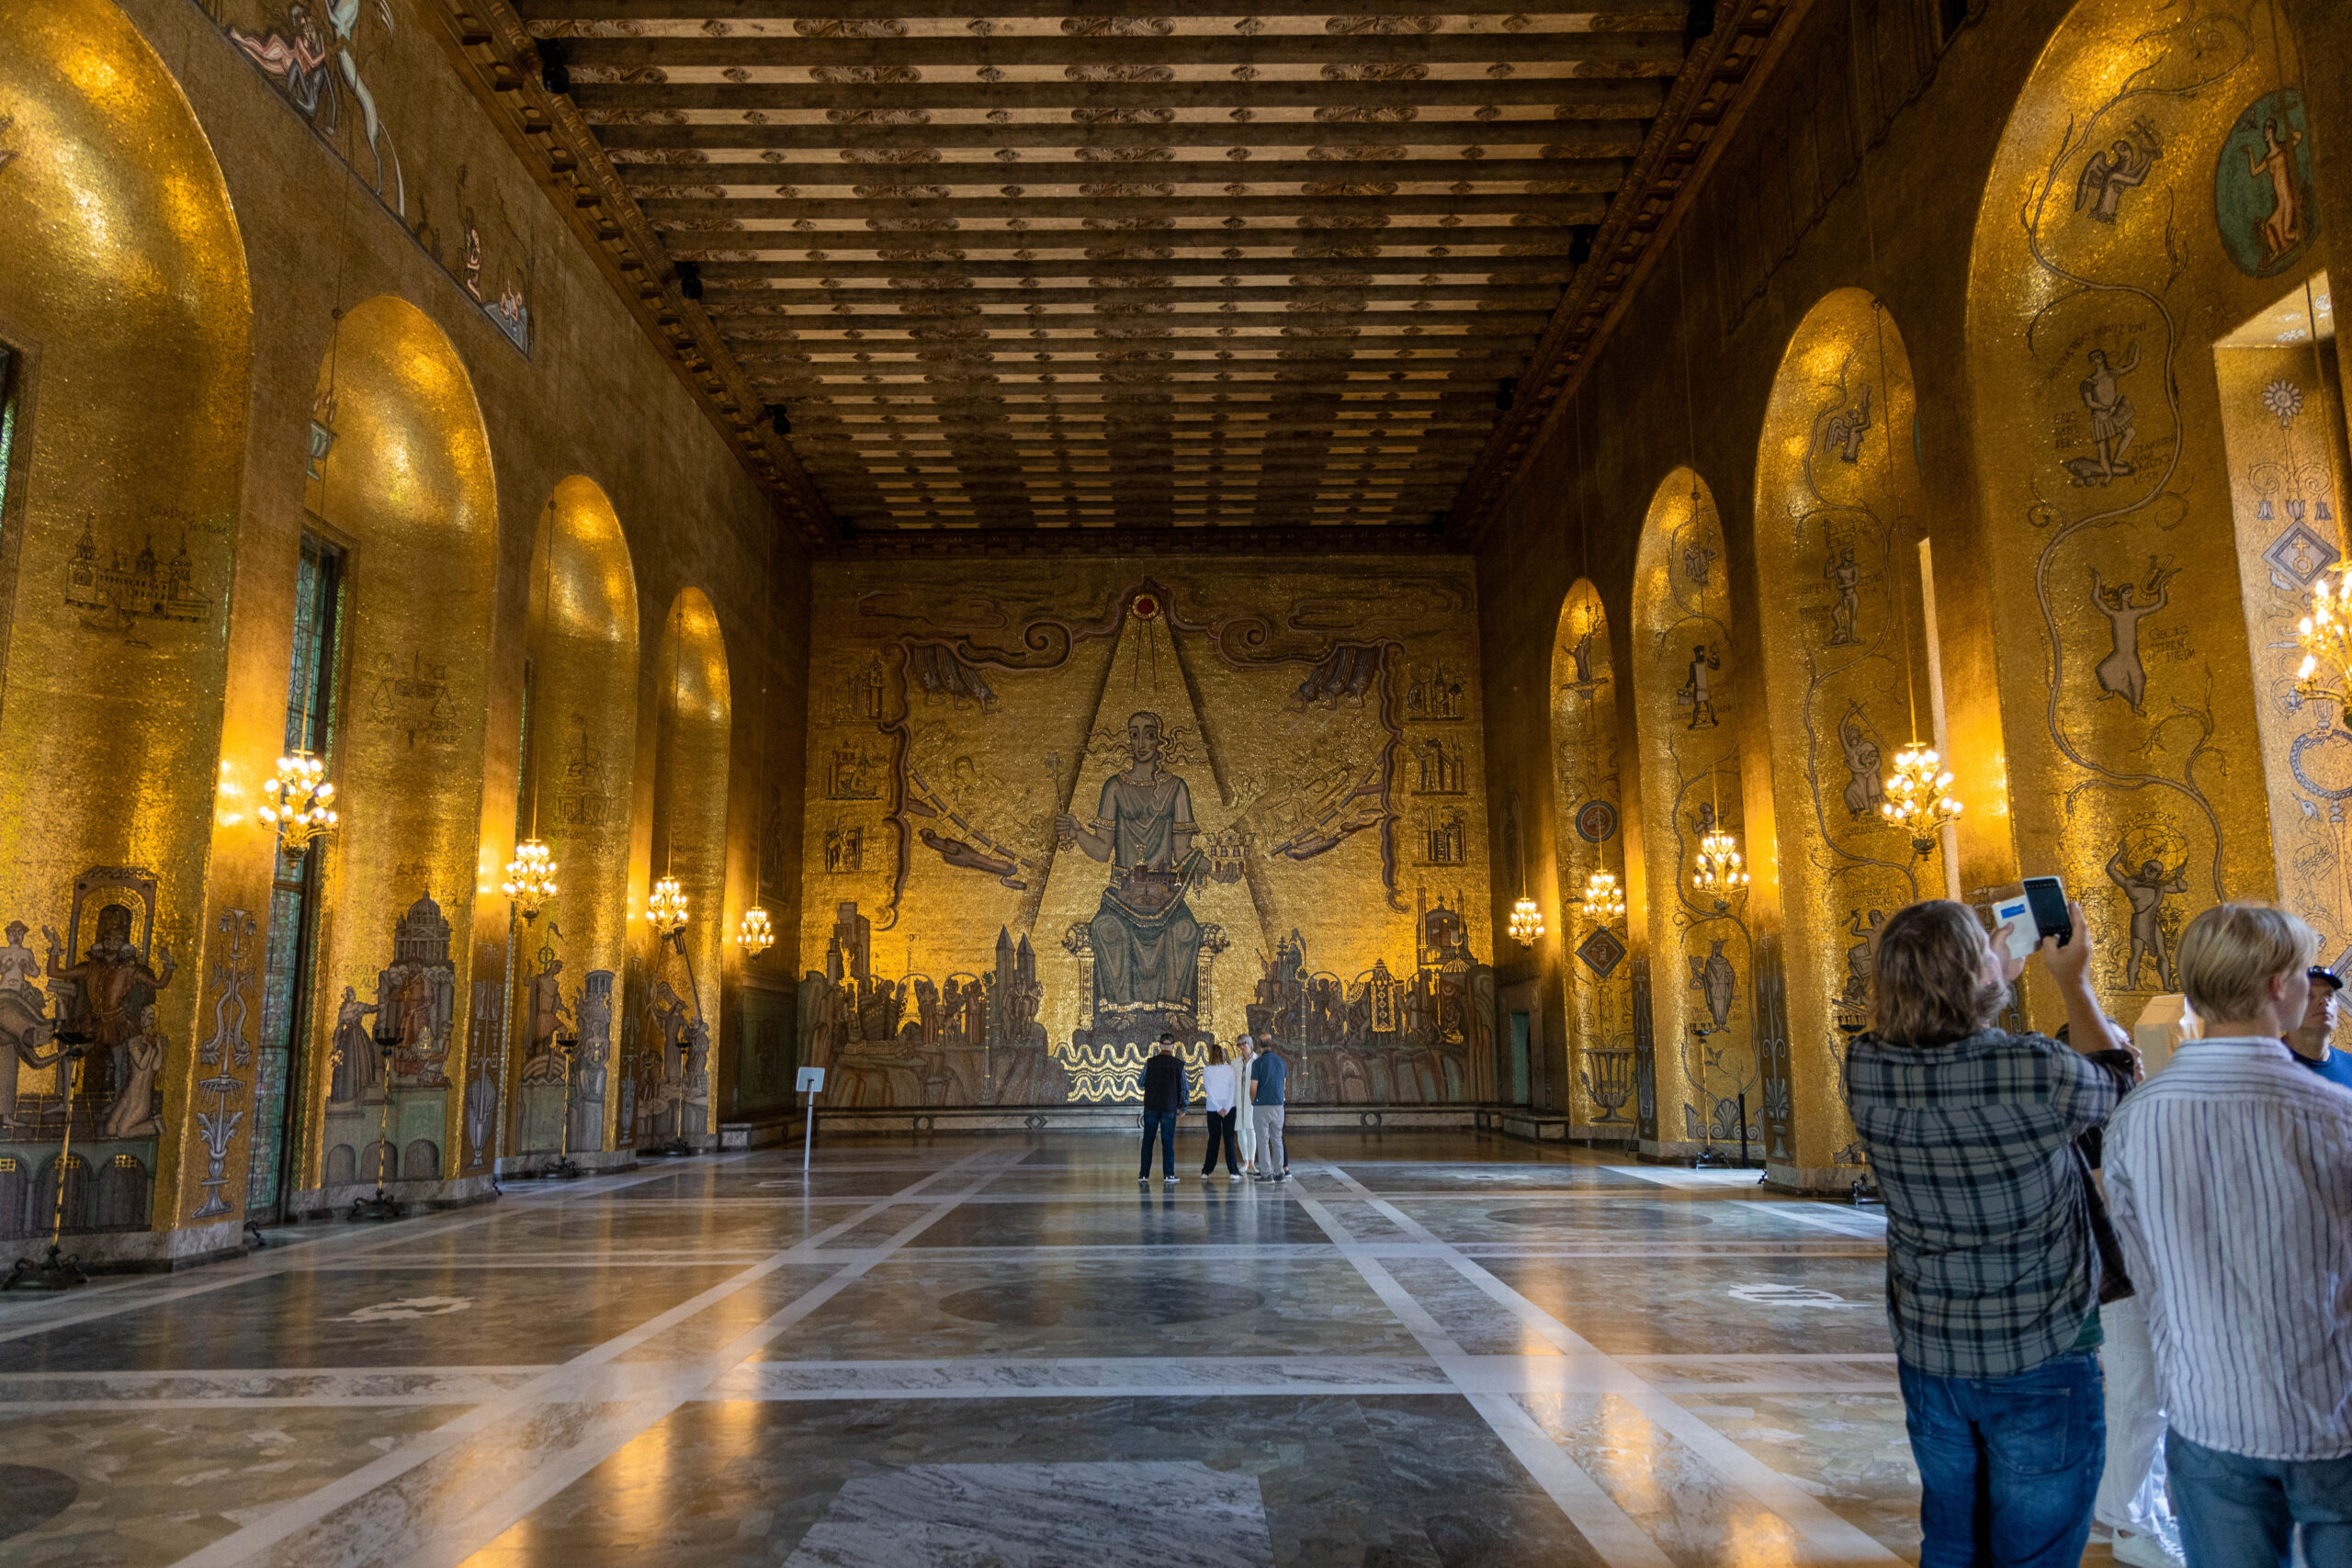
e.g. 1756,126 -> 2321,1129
1847,897 -> 2136,1568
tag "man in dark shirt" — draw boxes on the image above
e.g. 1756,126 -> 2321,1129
2286,964 -> 2352,1093
1250,1039 -> 1288,1180
1139,1034 -> 1185,1184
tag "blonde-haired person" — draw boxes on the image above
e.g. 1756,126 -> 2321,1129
1199,1040 -> 1242,1180
1232,1035 -> 1259,1176
2106,904 -> 2352,1568
1845,897 -> 2138,1568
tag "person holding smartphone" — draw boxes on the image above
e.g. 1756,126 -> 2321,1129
1845,895 -> 2137,1568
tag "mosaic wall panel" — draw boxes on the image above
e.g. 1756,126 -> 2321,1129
797,561 -> 1494,1107
1966,0 -> 2325,1015
1548,581 -> 1636,1139
1630,473 -> 1757,1158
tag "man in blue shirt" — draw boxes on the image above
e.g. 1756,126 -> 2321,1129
1250,1039 -> 1288,1180
2286,964 -> 2352,1092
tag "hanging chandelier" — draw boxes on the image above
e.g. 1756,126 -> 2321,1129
1580,869 -> 1625,923
503,839 -> 558,921
260,751 -> 338,852
1508,895 -> 1544,945
647,875 -> 689,939
733,904 -> 774,957
2299,567 -> 2352,724
1881,743 -> 1962,857
1692,827 -> 1748,908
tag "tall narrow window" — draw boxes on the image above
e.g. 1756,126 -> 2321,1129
250,533 -> 345,1224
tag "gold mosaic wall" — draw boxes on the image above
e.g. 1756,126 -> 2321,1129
0,0 -> 254,1224
797,560 -> 1494,1107
518,477 -> 639,1150
1966,0 -> 2324,1016
300,294 -> 500,1186
1547,581 -> 1636,1138
632,588 -> 731,1144
1750,289 -> 1939,1176
1629,473 -> 1755,1156
2213,295 -> 2352,955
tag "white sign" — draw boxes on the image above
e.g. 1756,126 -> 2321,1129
797,1066 -> 826,1093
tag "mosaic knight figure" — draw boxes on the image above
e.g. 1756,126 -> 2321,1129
1057,711 -> 1204,1029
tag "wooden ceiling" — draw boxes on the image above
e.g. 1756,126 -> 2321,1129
508,1 -> 1699,540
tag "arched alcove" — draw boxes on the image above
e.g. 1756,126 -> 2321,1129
513,477 -> 639,1156
1628,471 -> 1756,1159
302,294 -> 499,1189
1749,288 -> 1935,1179
638,587 -> 732,1148
0,0 -> 253,1208
1547,580 -> 1636,1142
1966,0 -> 2319,1010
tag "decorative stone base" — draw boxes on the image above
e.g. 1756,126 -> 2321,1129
494,1148 -> 637,1178
287,1172 -> 498,1220
808,1102 -> 1555,1138
1566,1122 -> 1639,1145
0,1215 -> 247,1273
1761,1160 -> 1872,1196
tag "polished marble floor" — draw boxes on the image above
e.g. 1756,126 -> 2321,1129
0,1132 -> 1959,1567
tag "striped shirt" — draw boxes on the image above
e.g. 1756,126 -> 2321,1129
2105,1036 -> 2352,1461
1845,1028 -> 2120,1379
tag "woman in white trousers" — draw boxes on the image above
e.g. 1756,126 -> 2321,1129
1233,1035 -> 1259,1176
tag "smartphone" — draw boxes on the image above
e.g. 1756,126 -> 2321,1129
1992,895 -> 2038,963
2022,875 -> 2073,948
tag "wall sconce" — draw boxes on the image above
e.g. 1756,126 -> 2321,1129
503,840 -> 558,922
1882,744 -> 1962,858
733,905 -> 774,957
647,875 -> 689,941
1692,827 -> 1748,910
1508,895 -> 1544,945
259,751 -> 338,852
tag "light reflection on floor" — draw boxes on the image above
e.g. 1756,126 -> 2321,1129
0,1131 -> 1990,1568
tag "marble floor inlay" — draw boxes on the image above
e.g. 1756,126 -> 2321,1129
0,1132 -> 1953,1567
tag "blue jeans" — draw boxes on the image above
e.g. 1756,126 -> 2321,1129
1138,1111 -> 1176,1178
1898,1350 -> 2106,1568
2166,1431 -> 2352,1568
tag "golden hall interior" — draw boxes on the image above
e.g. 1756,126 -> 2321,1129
0,0 -> 2345,1561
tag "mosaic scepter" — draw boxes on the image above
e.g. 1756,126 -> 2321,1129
3,1028 -> 92,1292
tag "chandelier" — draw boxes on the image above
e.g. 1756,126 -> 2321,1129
733,904 -> 774,957
1581,869 -> 1625,922
647,875 -> 689,939
260,751 -> 338,852
503,840 -> 558,921
2300,567 -> 2352,724
1881,743 -> 1962,856
1508,895 -> 1544,945
1692,827 -> 1749,908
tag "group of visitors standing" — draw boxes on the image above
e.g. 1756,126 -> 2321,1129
1849,896 -> 2352,1568
1137,1033 -> 1288,1182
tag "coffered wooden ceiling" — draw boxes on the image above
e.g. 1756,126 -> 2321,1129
497,0 -> 1719,542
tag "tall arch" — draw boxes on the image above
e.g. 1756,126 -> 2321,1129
1547,580 -> 1636,1141
1750,288 -> 1934,1182
302,294 -> 499,1194
0,0 -> 252,1233
513,478 -> 639,1156
1967,0 -> 2318,1011
1629,471 -> 1756,1157
636,586 -> 732,1149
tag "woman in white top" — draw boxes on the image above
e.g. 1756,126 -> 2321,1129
1231,1035 -> 1259,1176
1199,1041 -> 1242,1179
